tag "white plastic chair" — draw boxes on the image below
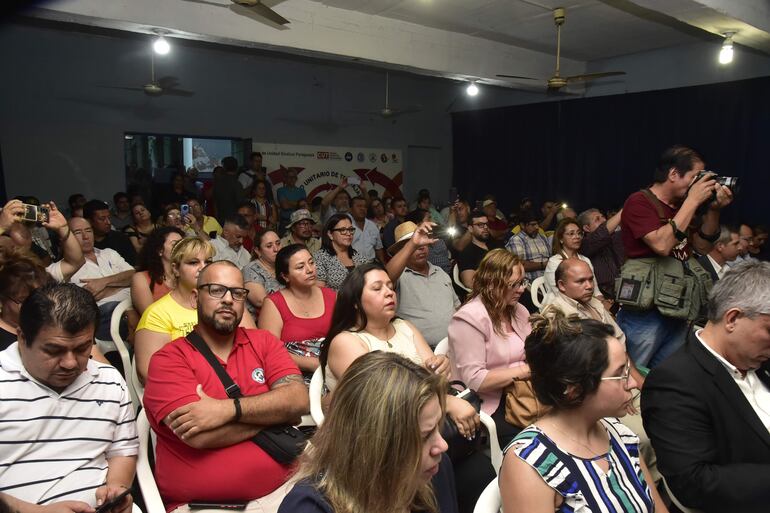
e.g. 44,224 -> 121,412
309,367 -> 325,426
131,355 -> 145,405
479,412 -> 503,474
530,275 -> 547,309
434,337 -> 449,356
108,299 -> 140,411
663,477 -> 704,513
473,477 -> 501,513
136,409 -> 165,513
453,264 -> 471,292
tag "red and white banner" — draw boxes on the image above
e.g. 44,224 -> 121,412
252,142 -> 404,200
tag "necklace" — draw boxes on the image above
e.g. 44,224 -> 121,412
545,420 -> 610,463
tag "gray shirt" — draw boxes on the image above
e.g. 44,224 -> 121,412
396,263 -> 460,347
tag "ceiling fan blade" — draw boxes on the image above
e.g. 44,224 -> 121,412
565,71 -> 626,83
157,76 -> 181,87
182,0 -> 228,6
162,88 -> 195,97
97,85 -> 146,93
247,2 -> 289,25
383,106 -> 422,118
496,74 -> 540,80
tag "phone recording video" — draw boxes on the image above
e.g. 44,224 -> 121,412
22,204 -> 50,224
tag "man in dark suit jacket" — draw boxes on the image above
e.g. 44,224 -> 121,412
696,225 -> 741,282
642,260 -> 770,513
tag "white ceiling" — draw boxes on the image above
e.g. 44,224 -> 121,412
310,0 -> 703,60
25,0 -> 770,91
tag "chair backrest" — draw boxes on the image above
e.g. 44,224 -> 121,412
453,264 -> 471,292
132,355 -> 145,404
309,366 -> 325,426
479,412 -> 503,474
434,337 -> 449,356
473,477 -> 501,513
530,276 -> 547,309
662,477 -> 704,513
109,298 -> 140,411
136,409 -> 165,513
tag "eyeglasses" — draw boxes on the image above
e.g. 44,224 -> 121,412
600,360 -> 632,388
331,227 -> 356,234
506,278 -> 529,290
198,283 -> 249,302
472,222 -> 489,228
295,220 -> 313,227
564,231 -> 584,238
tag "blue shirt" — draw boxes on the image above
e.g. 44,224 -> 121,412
277,186 -> 307,222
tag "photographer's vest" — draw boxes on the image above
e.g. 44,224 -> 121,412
615,189 -> 713,321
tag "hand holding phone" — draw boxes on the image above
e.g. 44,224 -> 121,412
348,175 -> 361,186
95,488 -> 131,513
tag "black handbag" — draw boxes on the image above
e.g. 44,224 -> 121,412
186,331 -> 308,464
442,380 -> 482,463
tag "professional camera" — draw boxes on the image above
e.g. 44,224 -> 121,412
692,171 -> 740,194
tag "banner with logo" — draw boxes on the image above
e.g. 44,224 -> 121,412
252,142 -> 404,200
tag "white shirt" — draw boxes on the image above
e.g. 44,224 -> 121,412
70,248 -> 133,306
696,329 -> 770,432
706,254 -> 727,279
0,343 -> 138,506
349,216 -> 382,262
210,236 -> 251,269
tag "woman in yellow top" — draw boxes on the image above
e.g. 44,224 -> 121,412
134,236 -> 255,383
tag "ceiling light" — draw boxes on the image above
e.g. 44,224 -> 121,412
153,36 -> 171,55
466,82 -> 479,96
719,32 -> 734,65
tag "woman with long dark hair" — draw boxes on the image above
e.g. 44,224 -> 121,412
543,217 -> 602,301
130,226 -> 185,315
259,244 -> 335,381
279,351 -> 457,513
123,203 -> 156,253
500,307 -> 667,513
313,213 -> 369,291
320,262 -> 479,438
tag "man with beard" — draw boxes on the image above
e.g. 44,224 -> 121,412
506,209 -> 550,283
456,210 -> 493,289
143,261 -> 308,513
280,209 -> 320,254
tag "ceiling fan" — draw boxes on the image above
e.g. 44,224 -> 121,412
358,73 -> 422,119
99,52 -> 194,97
497,8 -> 625,92
181,0 -> 289,26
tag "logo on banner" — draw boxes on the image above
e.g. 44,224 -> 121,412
345,152 -> 353,162
380,153 -> 388,163
357,153 -> 365,162
391,153 -> 399,163
369,153 -> 377,163
317,152 -> 330,160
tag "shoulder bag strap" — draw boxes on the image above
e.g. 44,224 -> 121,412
640,188 -> 669,224
186,330 -> 242,398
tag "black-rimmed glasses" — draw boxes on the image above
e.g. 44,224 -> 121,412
198,283 -> 249,301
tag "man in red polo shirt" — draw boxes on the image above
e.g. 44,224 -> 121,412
143,261 -> 308,513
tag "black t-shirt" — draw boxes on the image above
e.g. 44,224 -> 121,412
94,230 -> 137,266
0,327 -> 17,352
456,242 -> 489,273
278,454 -> 459,513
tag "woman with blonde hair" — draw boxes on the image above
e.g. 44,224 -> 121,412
134,237 -> 256,382
278,351 -> 458,513
448,248 -> 531,447
500,306 -> 666,513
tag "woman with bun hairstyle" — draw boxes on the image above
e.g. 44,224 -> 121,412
499,306 -> 667,513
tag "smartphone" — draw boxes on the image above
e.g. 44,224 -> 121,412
189,503 -> 246,510
348,175 -> 361,186
22,204 -> 50,224
180,204 -> 190,216
94,489 -> 131,513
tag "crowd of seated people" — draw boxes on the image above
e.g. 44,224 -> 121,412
1,146 -> 769,513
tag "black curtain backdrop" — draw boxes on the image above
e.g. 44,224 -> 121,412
451,75 -> 770,225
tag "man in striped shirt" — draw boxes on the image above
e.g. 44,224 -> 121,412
0,284 -> 137,513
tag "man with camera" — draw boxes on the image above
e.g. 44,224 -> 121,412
616,145 -> 733,368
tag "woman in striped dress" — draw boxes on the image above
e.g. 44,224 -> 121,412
500,306 -> 668,513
